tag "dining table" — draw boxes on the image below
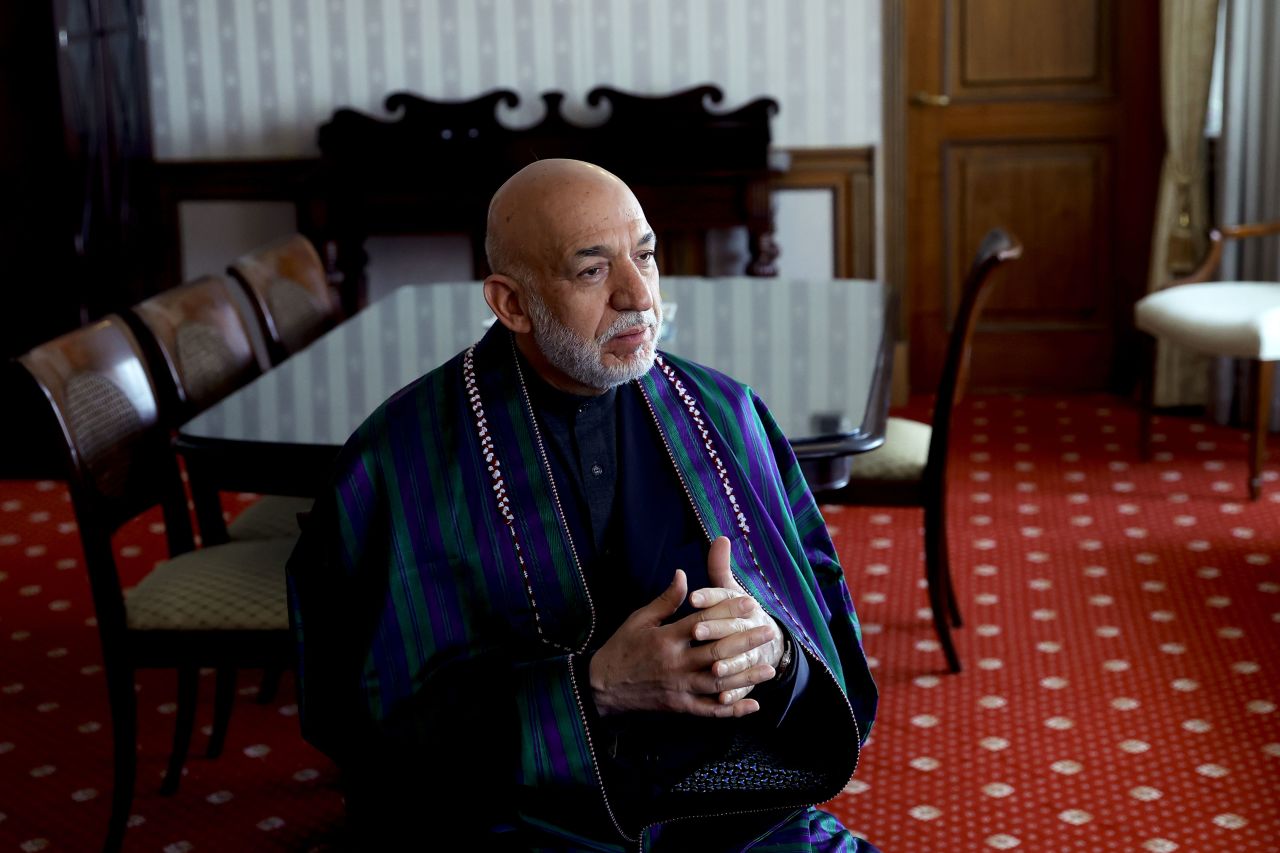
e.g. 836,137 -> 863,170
175,276 -> 894,537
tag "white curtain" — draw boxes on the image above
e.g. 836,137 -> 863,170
1210,0 -> 1280,429
1147,0 -> 1221,407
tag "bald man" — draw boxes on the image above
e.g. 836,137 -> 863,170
288,160 -> 879,850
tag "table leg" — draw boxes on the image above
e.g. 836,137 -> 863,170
185,455 -> 231,546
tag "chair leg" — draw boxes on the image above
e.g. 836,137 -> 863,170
256,666 -> 283,705
160,666 -> 199,796
930,502 -> 963,628
944,571 -> 962,629
207,667 -> 238,759
1138,334 -> 1157,460
924,501 -> 961,673
1249,360 -> 1275,501
103,662 -> 137,853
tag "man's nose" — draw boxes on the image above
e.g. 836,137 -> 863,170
611,259 -> 655,312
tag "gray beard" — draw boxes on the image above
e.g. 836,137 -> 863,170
524,288 -> 661,391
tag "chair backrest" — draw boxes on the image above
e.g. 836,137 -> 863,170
1162,219 -> 1280,289
130,275 -> 268,422
926,229 -> 1023,483
18,317 -> 195,636
228,234 -> 339,364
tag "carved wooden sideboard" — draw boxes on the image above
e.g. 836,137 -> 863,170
314,85 -> 780,312
151,87 -> 877,315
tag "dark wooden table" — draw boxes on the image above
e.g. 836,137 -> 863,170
176,277 -> 893,519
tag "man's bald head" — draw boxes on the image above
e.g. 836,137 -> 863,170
484,159 -> 643,283
481,158 -> 660,395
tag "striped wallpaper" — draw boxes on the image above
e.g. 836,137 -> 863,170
145,0 -> 882,159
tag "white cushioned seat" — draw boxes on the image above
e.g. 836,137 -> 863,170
847,417 -> 932,481
125,537 -> 295,630
227,495 -> 313,541
1134,282 -> 1280,360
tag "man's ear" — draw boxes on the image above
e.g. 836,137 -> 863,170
483,274 -> 533,334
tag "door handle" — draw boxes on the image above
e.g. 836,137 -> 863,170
910,91 -> 952,107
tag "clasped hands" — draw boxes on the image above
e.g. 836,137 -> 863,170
589,536 -> 785,718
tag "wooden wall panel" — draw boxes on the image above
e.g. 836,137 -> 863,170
946,142 -> 1111,323
941,140 -> 1115,391
775,148 -> 877,279
949,0 -> 1113,99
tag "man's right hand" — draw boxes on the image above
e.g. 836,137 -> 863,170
587,569 -> 777,718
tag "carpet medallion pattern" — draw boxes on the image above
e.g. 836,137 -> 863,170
1,395 -> 1277,851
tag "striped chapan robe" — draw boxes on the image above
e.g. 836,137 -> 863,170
287,324 -> 879,851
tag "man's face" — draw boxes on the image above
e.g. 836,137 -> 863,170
519,185 -> 663,392
524,283 -> 662,391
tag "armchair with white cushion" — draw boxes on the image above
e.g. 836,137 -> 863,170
1135,220 -> 1280,500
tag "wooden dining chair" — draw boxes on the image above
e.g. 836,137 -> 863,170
129,274 -> 312,739
129,274 -> 314,543
128,274 -> 268,422
18,316 -> 295,852
1135,220 -> 1280,500
228,233 -> 341,365
816,229 -> 1023,674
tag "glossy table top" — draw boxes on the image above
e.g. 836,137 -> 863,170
179,277 -> 890,463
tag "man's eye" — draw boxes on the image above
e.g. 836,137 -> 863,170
637,251 -> 656,263
579,266 -> 603,278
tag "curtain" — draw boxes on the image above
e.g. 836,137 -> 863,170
1210,0 -> 1280,430
1146,0 -> 1221,407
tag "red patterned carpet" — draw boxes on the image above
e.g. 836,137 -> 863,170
2,394 -> 1278,851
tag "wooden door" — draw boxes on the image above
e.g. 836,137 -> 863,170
904,0 -> 1161,392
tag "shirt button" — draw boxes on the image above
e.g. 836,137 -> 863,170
591,463 -> 603,477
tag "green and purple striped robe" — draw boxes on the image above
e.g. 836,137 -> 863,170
287,325 -> 878,849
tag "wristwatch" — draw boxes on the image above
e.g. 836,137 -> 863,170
776,634 -> 794,678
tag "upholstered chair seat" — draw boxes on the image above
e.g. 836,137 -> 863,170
846,417 -> 932,482
226,496 -> 314,541
126,538 -> 294,631
1135,282 -> 1280,360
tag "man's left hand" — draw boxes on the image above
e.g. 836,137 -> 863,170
688,536 -> 786,707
